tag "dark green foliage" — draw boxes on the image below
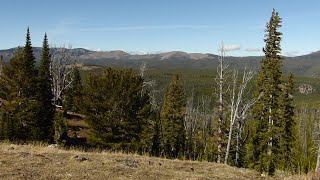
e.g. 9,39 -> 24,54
278,73 -> 297,171
248,9 -> 284,175
138,111 -> 159,155
151,116 -> 162,156
36,33 -> 55,141
161,74 -> 186,158
0,101 -> 21,141
22,28 -> 38,97
64,67 -> 83,113
20,28 -> 41,140
83,68 -> 152,151
53,111 -> 67,145
0,46 -> 38,140
247,9 -> 297,175
0,29 -> 54,142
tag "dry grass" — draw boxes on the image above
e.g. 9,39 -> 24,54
0,142 -> 311,180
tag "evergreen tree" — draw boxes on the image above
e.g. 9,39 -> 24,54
0,47 -> 34,140
22,27 -> 38,97
139,110 -> 158,154
151,115 -> 162,156
279,73 -> 297,171
53,111 -> 67,144
161,74 -> 186,158
0,66 -> 22,140
0,29 -> 41,141
36,33 -> 55,141
83,68 -> 151,150
22,28 -> 42,140
247,9 -> 283,175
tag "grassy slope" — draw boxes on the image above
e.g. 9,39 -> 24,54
0,143 -> 308,180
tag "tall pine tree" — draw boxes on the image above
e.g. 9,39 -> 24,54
22,28 -> 38,97
248,9 -> 283,175
22,28 -> 43,140
23,28 -> 43,140
0,28 -> 39,141
36,33 -> 55,141
161,74 -> 186,158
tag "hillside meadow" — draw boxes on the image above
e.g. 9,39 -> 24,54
0,142 -> 313,180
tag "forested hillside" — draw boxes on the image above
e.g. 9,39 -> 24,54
1,9 -> 320,179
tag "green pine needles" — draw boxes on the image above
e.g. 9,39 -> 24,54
0,29 -> 55,142
82,68 -> 152,151
160,74 -> 186,158
247,9 -> 296,175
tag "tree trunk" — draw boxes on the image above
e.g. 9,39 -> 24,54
216,43 -> 225,164
224,121 -> 233,164
217,61 -> 224,163
316,137 -> 320,172
235,121 -> 241,167
217,82 -> 223,163
268,94 -> 273,156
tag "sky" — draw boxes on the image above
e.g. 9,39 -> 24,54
0,0 -> 320,56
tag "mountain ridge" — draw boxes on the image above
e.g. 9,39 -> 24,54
1,47 -> 320,77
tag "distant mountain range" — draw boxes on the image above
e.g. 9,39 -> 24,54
1,47 -> 320,77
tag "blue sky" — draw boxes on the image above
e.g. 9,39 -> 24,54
1,0 -> 320,56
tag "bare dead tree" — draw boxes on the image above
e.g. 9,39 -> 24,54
215,42 -> 229,163
295,107 -> 312,173
50,45 -> 78,108
184,92 -> 213,161
140,63 -> 146,78
316,110 -> 320,173
140,63 -> 158,110
184,89 -> 198,159
295,107 -> 320,173
316,137 -> 320,173
224,67 -> 255,164
199,96 -> 213,160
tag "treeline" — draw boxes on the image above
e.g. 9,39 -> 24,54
0,29 -> 54,142
0,10 -> 319,176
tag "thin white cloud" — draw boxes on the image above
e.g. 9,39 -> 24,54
223,44 -> 241,52
47,18 -> 78,38
245,48 -> 261,52
79,25 -> 213,32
